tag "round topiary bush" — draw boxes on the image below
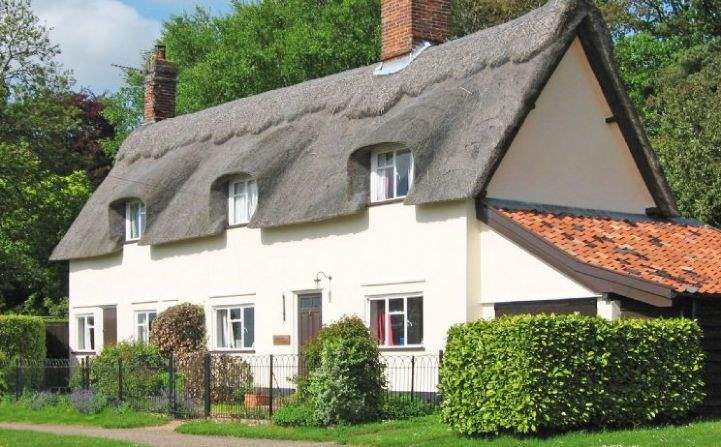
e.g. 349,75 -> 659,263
149,303 -> 206,357
303,316 -> 386,425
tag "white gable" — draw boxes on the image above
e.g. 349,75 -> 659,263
486,38 -> 656,214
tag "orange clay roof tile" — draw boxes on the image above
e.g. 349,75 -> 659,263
496,207 -> 721,295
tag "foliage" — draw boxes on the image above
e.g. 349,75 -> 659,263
650,39 -> 721,225
381,395 -> 435,420
304,316 -> 385,426
100,69 -> 144,159
178,352 -> 253,402
20,391 -> 59,410
149,303 -> 206,358
0,315 -> 45,362
439,315 -> 705,436
272,402 -> 317,427
0,0 -> 62,99
69,389 -> 108,415
89,342 -> 165,402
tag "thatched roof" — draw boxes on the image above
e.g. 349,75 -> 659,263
51,0 -> 677,261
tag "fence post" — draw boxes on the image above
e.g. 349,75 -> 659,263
268,354 -> 274,418
410,355 -> 415,401
15,358 -> 22,400
117,357 -> 123,402
168,353 -> 176,417
437,350 -> 443,405
83,357 -> 90,389
203,353 -> 211,418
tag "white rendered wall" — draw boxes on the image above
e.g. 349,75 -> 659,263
486,38 -> 656,214
69,201 -> 470,357
477,221 -> 598,304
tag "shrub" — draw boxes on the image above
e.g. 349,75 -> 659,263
0,315 -> 46,362
382,395 -> 435,420
272,402 -> 316,426
305,316 -> 386,425
69,389 -> 108,414
90,342 -> 165,402
21,391 -> 59,410
149,303 -> 205,358
178,352 -> 253,401
440,315 -> 705,436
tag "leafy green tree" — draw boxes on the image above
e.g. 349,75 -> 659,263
0,143 -> 90,312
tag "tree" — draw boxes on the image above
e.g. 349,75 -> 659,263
0,0 -> 63,99
0,143 -> 90,312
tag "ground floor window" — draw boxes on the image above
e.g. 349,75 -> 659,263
77,314 -> 95,351
369,295 -> 423,347
215,305 -> 255,349
135,310 -> 157,343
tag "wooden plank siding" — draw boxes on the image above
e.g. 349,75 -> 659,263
694,299 -> 721,414
494,298 -> 597,317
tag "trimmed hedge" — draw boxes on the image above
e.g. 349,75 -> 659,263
0,315 -> 46,362
90,342 -> 165,402
440,315 -> 705,436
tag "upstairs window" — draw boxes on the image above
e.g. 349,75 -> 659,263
215,305 -> 255,350
77,314 -> 95,351
135,310 -> 157,344
369,295 -> 423,347
228,179 -> 258,225
125,201 -> 146,241
371,149 -> 413,202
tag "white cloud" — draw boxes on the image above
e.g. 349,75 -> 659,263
32,0 -> 161,93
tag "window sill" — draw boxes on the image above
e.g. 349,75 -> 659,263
227,222 -> 249,229
378,346 -> 425,352
368,197 -> 405,207
210,349 -> 256,354
123,239 -> 140,245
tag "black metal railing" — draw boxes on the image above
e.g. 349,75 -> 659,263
1,351 -> 443,419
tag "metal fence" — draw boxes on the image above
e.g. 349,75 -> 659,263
2,352 -> 443,419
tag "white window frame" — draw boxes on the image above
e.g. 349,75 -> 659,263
77,314 -> 96,352
213,304 -> 255,350
370,148 -> 414,203
367,294 -> 423,348
125,200 -> 146,241
135,310 -> 157,344
228,179 -> 258,226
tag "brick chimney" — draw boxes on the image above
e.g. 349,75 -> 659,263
144,44 -> 177,123
381,0 -> 451,61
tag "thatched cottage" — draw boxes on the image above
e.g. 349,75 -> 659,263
53,0 -> 721,400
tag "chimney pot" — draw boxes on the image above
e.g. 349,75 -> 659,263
144,43 -> 177,123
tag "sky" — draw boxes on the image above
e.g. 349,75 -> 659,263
31,0 -> 233,94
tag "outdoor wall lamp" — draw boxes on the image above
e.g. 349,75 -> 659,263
314,271 -> 333,302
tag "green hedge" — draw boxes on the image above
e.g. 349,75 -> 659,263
90,342 -> 166,403
0,315 -> 46,362
440,315 -> 705,436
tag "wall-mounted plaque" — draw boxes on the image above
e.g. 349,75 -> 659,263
273,335 -> 291,345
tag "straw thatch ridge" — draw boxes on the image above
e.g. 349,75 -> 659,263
51,0 -> 676,261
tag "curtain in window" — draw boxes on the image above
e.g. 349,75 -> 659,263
217,309 -> 229,348
78,318 -> 86,350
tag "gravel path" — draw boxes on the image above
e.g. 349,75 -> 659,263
0,421 -> 334,447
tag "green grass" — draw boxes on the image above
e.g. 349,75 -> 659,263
0,428 -> 145,446
177,414 -> 721,446
0,400 -> 169,429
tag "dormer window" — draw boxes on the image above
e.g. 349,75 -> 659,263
228,179 -> 258,226
371,148 -> 413,203
125,200 -> 146,241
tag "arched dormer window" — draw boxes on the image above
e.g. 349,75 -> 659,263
228,178 -> 258,226
125,200 -> 146,241
370,148 -> 413,203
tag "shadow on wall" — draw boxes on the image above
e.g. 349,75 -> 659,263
261,210 -> 370,245
150,232 -> 228,261
415,199 -> 468,224
70,251 -> 124,273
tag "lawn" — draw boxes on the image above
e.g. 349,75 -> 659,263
177,414 -> 721,446
0,400 -> 169,429
0,428 -> 146,446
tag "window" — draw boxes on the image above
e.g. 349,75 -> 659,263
371,149 -> 413,202
369,295 -> 423,347
228,179 -> 258,225
125,201 -> 146,241
135,310 -> 157,344
77,314 -> 95,351
215,305 -> 255,349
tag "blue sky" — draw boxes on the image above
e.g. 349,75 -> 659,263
31,0 -> 234,93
